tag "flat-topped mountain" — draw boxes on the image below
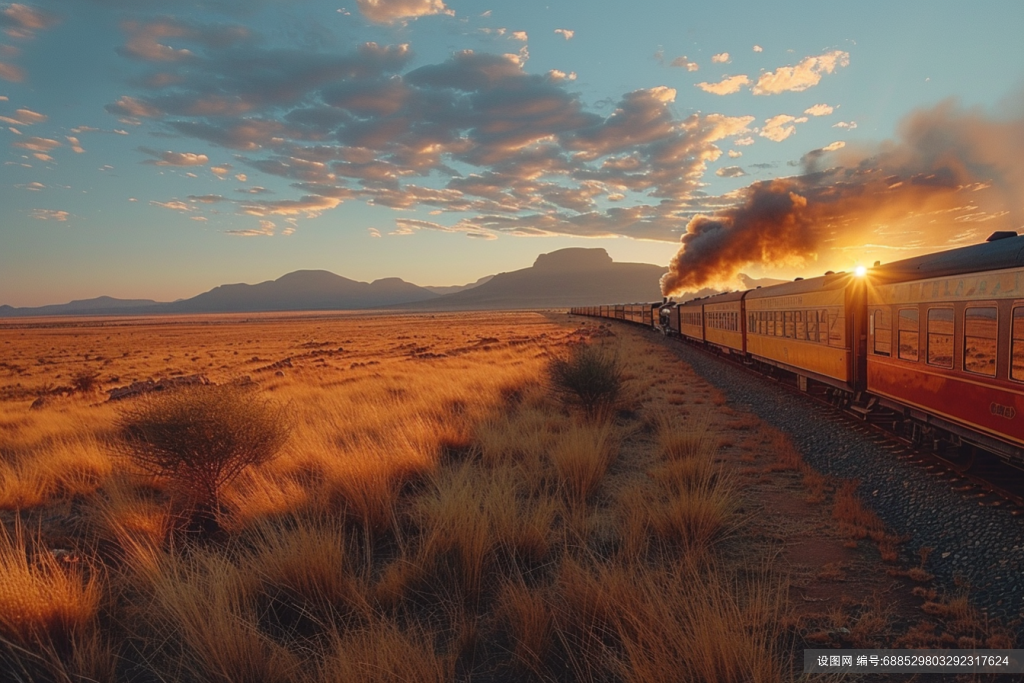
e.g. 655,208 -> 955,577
396,248 -> 667,310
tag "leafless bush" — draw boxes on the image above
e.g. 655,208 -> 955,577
115,384 -> 288,532
548,342 -> 623,418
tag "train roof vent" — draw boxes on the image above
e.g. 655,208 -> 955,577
794,277 -> 803,281
986,230 -> 1018,242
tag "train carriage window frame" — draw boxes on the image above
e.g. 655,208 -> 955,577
926,307 -> 954,369
963,306 -> 997,377
795,310 -> 806,340
784,311 -> 795,338
873,308 -> 891,356
808,310 -> 818,343
897,308 -> 919,362
1012,306 -> 1024,383
819,309 -> 829,344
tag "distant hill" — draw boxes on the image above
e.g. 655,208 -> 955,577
421,275 -> 494,296
0,296 -> 162,318
160,270 -> 438,313
0,253 -> 783,317
395,248 -> 667,310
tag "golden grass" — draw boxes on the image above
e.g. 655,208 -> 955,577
0,312 -> 807,680
0,523 -> 101,655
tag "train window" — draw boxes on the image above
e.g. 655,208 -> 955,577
784,311 -> 794,338
927,308 -> 954,368
818,310 -> 829,343
795,311 -> 806,340
807,310 -> 817,343
773,311 -> 782,336
963,307 -> 997,377
1012,307 -> 1024,382
897,309 -> 919,362
873,309 -> 891,356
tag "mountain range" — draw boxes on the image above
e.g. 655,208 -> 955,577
0,248 -> 782,317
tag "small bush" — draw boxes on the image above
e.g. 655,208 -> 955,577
115,384 -> 288,531
548,343 -> 623,417
70,370 -> 101,394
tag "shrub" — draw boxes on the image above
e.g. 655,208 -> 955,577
548,343 -> 623,418
115,384 -> 288,532
70,370 -> 101,394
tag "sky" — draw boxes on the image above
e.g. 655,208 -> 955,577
1,0 -> 1022,306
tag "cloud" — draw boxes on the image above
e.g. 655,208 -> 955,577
804,103 -> 833,117
661,99 -> 1024,294
511,31 -> 527,41
0,107 -> 45,125
139,147 -> 209,166
106,95 -> 162,118
239,194 -> 342,217
15,180 -> 43,190
119,18 -> 250,63
833,120 -> 857,129
104,37 -> 794,243
29,208 -> 68,221
753,45 -> 763,52
554,28 -> 574,40
368,227 -> 381,237
752,50 -> 849,95
695,74 -> 750,95
0,61 -> 24,81
821,141 -> 845,152
355,0 -> 453,24
65,136 -> 85,153
715,165 -> 745,177
759,114 -> 797,142
727,149 -> 742,158
12,135 -> 59,152
150,200 -> 192,211
1,4 -> 59,37
711,52 -> 730,64
669,55 -> 698,71
226,219 -> 275,236
187,194 -> 226,203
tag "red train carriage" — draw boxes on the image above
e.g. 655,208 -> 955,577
702,291 -> 746,355
867,247 -> 1024,464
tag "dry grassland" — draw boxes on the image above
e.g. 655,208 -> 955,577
0,310 -> 1005,681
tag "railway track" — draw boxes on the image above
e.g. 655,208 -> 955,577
650,326 -> 1024,514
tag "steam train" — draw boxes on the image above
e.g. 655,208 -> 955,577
571,232 -> 1024,466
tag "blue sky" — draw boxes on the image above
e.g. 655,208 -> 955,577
1,0 -> 1022,306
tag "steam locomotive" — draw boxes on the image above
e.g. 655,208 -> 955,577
571,232 -> 1024,466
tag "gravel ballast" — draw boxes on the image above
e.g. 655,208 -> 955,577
653,332 -> 1024,627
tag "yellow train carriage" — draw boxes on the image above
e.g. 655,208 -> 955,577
677,298 -> 704,341
745,273 -> 864,389
702,291 -> 745,354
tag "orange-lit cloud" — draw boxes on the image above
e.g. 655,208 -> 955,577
0,107 -> 45,125
711,52 -> 730,63
759,114 -> 797,141
554,28 -> 574,40
139,147 -> 209,166
752,50 -> 849,95
0,61 -> 23,81
661,100 -> 1024,295
356,0 -> 453,24
696,74 -> 750,95
12,135 -> 59,152
804,103 -> 834,116
29,208 -> 68,221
